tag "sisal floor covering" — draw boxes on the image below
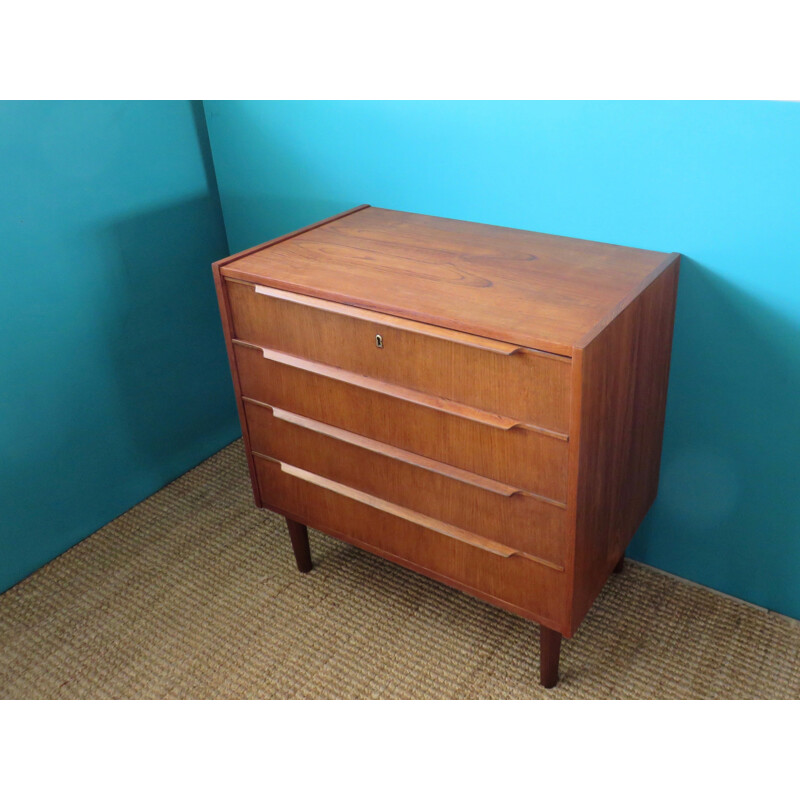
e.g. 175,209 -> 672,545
2,440 -> 798,700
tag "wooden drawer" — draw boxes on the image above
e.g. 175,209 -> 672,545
244,399 -> 567,569
254,457 -> 570,630
234,341 -> 569,503
226,279 -> 571,434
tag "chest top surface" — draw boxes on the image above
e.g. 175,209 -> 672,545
219,206 -> 676,356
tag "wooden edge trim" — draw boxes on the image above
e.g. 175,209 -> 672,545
213,204 -> 371,269
250,282 -> 523,355
563,349 -> 585,636
211,263 -> 263,507
259,401 -> 566,507
233,339 -> 570,439
255,453 -> 565,572
575,252 -> 681,349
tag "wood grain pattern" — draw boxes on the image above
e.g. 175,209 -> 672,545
254,457 -> 572,632
266,456 -> 560,569
244,399 -> 567,567
211,263 -> 262,507
213,205 -> 680,684
233,339 -> 548,433
220,206 -> 675,355
268,404 -> 532,499
251,281 -> 526,355
226,279 -> 571,433
233,341 -> 569,502
569,257 -> 679,633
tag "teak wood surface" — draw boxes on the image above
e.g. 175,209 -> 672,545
212,205 -> 680,687
219,205 -> 673,356
226,278 -> 571,432
244,399 -> 567,570
232,341 -> 570,501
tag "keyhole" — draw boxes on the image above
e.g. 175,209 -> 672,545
375,334 -> 383,349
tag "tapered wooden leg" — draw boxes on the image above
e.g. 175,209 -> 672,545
286,518 -> 312,573
613,553 -> 626,574
539,625 -> 562,688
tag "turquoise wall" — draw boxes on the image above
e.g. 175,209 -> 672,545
4,100 -> 797,620
203,100 -> 800,620
0,101 -> 239,593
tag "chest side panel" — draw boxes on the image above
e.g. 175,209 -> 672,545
570,258 -> 680,632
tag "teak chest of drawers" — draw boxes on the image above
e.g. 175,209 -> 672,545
213,205 -> 680,687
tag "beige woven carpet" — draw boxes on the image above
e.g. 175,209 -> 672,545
2,440 -> 799,699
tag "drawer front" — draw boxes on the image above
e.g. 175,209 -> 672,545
245,399 -> 567,569
254,457 -> 570,629
226,279 -> 571,434
235,342 -> 569,503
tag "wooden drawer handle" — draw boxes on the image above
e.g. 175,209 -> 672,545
271,458 -> 564,572
251,282 -> 524,356
269,405 -> 528,499
234,339 -> 571,438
